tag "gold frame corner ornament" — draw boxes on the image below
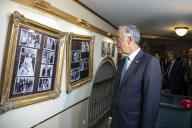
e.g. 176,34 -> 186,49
0,11 -> 66,112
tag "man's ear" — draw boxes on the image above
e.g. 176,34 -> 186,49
127,36 -> 133,42
127,36 -> 133,45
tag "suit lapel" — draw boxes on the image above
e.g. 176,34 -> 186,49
119,50 -> 144,89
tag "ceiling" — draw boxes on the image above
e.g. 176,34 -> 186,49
77,0 -> 192,39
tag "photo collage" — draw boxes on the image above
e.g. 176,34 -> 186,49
12,27 -> 57,96
70,41 -> 89,83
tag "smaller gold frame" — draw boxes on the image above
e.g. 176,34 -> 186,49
0,11 -> 67,113
66,33 -> 94,93
102,41 -> 115,57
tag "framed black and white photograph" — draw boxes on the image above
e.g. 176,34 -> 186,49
70,68 -> 80,82
72,50 -> 81,63
66,33 -> 94,92
13,77 -> 34,94
102,41 -> 108,57
19,28 -> 41,49
38,78 -> 52,91
43,36 -> 57,51
0,11 -> 66,112
112,43 -> 115,57
17,47 -> 37,76
42,50 -> 55,64
81,41 -> 89,52
40,64 -> 53,77
107,43 -> 111,55
80,58 -> 89,71
102,41 -> 115,57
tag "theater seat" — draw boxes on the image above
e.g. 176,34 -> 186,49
160,90 -> 191,105
156,103 -> 192,128
173,95 -> 191,105
160,91 -> 174,104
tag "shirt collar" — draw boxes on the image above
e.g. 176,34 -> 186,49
128,47 -> 140,61
170,59 -> 176,65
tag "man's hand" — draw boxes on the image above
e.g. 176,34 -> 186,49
108,118 -> 112,128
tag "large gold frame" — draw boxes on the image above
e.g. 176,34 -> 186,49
0,11 -> 67,113
66,33 -> 94,93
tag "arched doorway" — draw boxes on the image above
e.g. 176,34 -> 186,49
88,58 -> 116,128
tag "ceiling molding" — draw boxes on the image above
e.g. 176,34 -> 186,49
12,0 -> 114,39
12,0 -> 192,41
141,34 -> 191,41
74,0 -> 117,29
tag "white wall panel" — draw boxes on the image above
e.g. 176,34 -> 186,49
0,0 -> 116,128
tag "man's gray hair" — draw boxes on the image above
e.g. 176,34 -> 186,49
119,25 -> 140,44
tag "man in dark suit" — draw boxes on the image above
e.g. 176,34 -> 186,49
183,48 -> 192,96
165,50 -> 185,95
108,25 -> 162,128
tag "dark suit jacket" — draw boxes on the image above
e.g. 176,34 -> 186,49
166,59 -> 185,95
183,59 -> 192,83
111,50 -> 162,128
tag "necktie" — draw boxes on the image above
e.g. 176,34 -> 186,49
167,61 -> 174,79
121,57 -> 130,81
166,63 -> 171,78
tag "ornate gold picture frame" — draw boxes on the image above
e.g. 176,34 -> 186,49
66,33 -> 94,93
102,41 -> 115,57
0,11 -> 67,112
